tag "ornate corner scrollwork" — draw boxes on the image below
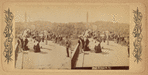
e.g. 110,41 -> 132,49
132,7 -> 143,63
3,8 -> 14,64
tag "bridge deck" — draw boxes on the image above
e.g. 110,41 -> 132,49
16,40 -> 71,69
76,41 -> 129,67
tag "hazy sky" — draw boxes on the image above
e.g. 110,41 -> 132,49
15,4 -> 129,24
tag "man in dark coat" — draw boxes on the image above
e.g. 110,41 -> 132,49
65,36 -> 71,57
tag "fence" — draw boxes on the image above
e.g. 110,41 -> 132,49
71,43 -> 80,69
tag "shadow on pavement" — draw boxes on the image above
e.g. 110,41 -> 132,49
41,48 -> 52,50
103,48 -> 114,51
101,52 -> 109,55
40,51 -> 48,54
35,51 -> 48,54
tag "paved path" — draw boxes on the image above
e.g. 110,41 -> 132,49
75,41 -> 129,67
75,53 -> 84,67
16,40 -> 71,69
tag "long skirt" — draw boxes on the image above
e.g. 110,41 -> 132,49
23,39 -> 29,50
95,44 -> 102,53
34,43 -> 41,52
84,38 -> 90,51
79,41 -> 83,54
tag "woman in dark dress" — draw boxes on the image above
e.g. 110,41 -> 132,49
78,36 -> 84,53
95,38 -> 102,53
95,43 -> 102,53
84,37 -> 90,51
34,41 -> 41,52
23,38 -> 29,50
33,35 -> 41,52
20,38 -> 23,48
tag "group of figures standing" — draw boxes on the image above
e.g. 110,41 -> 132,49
16,29 -> 42,53
15,29 -> 72,58
15,28 -> 129,59
77,29 -> 105,54
77,29 -> 129,54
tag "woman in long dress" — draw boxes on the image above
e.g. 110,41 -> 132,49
33,40 -> 41,52
94,38 -> 102,53
78,36 -> 84,54
95,42 -> 102,53
33,35 -> 41,52
23,37 -> 29,50
83,37 -> 90,51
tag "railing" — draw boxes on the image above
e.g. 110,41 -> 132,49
15,43 -> 18,51
15,38 -> 81,69
71,43 -> 80,69
15,40 -> 24,69
15,42 -> 18,68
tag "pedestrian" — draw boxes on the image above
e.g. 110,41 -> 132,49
57,35 -> 60,44
114,34 -> 117,43
78,36 -> 84,54
33,40 -> 41,52
23,37 -> 29,51
103,32 -> 106,43
55,35 -> 58,43
65,36 -> 71,57
117,35 -> 120,44
127,36 -> 130,57
106,31 -> 109,45
20,37 -> 24,49
95,38 -> 102,53
83,36 -> 90,51
42,33 -> 44,42
59,35 -> 63,45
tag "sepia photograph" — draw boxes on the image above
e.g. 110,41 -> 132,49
14,4 -> 130,70
0,0 -> 148,74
